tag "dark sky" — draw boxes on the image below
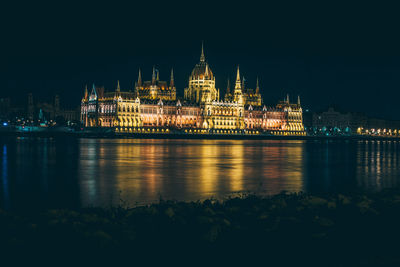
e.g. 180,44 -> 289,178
2,1 -> 400,119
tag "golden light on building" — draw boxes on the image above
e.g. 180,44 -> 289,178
80,44 -> 305,136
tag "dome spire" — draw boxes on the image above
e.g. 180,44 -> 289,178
200,41 -> 205,62
226,77 -> 230,94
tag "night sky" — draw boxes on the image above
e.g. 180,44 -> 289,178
2,2 -> 400,119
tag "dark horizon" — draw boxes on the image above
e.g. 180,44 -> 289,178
2,2 -> 400,120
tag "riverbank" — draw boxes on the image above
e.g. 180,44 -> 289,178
1,128 -> 399,141
1,190 -> 400,266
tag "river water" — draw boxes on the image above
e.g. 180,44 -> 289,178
0,137 -> 399,210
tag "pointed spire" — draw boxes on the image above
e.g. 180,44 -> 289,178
235,65 -> 242,90
156,69 -> 159,81
297,95 -> 301,106
137,68 -> 142,86
236,65 -> 241,82
91,83 -> 97,99
200,41 -> 205,62
241,76 -> 245,91
256,77 -> 260,94
84,84 -> 88,99
152,66 -> 156,84
226,78 -> 230,94
170,68 -> 175,88
286,94 -> 290,104
116,80 -> 120,92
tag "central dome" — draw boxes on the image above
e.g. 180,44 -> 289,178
191,61 -> 214,80
190,43 -> 214,80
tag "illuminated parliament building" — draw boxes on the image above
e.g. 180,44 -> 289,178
80,45 -> 305,135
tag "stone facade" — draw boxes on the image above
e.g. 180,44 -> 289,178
81,45 -> 305,135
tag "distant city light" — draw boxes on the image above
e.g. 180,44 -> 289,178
3,122 -> 7,126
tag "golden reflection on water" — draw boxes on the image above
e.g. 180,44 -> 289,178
78,139 -> 306,207
4,138 -> 400,210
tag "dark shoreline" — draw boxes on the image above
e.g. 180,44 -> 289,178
2,190 -> 400,266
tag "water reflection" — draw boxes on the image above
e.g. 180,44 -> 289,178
2,145 -> 9,209
1,138 -> 400,209
77,139 -> 307,207
356,140 -> 399,191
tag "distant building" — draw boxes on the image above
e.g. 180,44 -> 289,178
367,118 -> 400,131
312,107 -> 400,135
0,98 -> 11,120
25,93 -> 80,123
312,107 -> 367,133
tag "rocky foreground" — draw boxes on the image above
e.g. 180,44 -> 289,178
1,190 -> 400,266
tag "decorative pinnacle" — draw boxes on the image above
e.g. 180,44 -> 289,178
170,68 -> 174,87
152,66 -> 156,83
138,68 -> 142,85
117,80 -> 120,92
256,77 -> 260,93
236,65 -> 241,82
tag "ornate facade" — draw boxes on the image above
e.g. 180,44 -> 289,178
135,67 -> 176,101
81,45 -> 305,135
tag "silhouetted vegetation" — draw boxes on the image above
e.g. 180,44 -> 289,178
1,190 -> 400,266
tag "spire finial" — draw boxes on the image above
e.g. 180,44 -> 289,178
297,95 -> 301,106
152,66 -> 156,84
170,68 -> 175,88
256,77 -> 260,94
200,41 -> 205,62
286,94 -> 290,103
226,77 -> 230,94
236,65 -> 240,82
117,80 -> 120,92
138,68 -> 142,86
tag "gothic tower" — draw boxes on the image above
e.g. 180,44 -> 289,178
234,66 -> 243,104
184,43 -> 218,104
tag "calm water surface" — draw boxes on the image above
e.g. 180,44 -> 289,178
0,138 -> 399,209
